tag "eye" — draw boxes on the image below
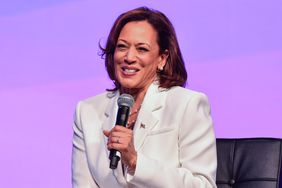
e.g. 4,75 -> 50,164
138,47 -> 149,52
116,43 -> 127,51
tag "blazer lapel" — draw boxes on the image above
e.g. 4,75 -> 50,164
133,83 -> 166,151
102,92 -> 119,140
80,100 -> 121,188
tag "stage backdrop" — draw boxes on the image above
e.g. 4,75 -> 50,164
0,0 -> 281,187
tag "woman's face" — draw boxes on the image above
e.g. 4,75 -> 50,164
114,21 -> 167,91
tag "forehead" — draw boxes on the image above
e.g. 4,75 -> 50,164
118,21 -> 158,44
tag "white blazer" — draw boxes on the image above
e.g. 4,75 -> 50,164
72,83 -> 217,188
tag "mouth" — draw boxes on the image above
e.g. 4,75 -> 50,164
121,66 -> 139,75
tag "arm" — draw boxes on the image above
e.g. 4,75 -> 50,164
127,93 -> 217,188
72,102 -> 99,188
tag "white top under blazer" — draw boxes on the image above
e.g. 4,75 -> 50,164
72,82 -> 217,188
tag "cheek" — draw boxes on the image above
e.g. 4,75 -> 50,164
113,53 -> 118,64
113,51 -> 123,64
145,58 -> 159,71
113,53 -> 122,73
142,63 -> 158,78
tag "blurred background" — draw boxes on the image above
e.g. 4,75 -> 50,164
0,0 -> 281,187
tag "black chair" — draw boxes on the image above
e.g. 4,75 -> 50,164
216,138 -> 282,188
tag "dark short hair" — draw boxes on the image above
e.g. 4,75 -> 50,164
100,7 -> 187,91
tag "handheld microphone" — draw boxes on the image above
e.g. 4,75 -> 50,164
109,93 -> 134,169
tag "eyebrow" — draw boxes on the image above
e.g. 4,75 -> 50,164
117,39 -> 151,48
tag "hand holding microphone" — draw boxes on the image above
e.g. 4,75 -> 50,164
103,94 -> 137,171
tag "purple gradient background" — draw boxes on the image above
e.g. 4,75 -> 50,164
0,0 -> 281,187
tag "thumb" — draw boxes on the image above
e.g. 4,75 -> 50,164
103,130 -> 110,137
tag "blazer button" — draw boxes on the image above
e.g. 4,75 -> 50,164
229,179 -> 235,185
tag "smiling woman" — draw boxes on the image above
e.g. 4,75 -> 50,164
114,21 -> 167,95
72,6 -> 217,188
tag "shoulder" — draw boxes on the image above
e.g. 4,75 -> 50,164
165,86 -> 209,105
80,91 -> 115,106
80,92 -> 109,105
75,91 -> 117,114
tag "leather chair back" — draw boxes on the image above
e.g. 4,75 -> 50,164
216,138 -> 282,188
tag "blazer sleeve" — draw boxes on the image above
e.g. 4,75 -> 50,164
126,93 -> 217,188
72,102 -> 99,188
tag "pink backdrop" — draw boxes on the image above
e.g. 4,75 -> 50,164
0,0 -> 281,187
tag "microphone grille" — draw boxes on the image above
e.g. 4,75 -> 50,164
117,94 -> 134,108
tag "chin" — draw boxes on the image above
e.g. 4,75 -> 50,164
118,78 -> 138,89
119,83 -> 137,89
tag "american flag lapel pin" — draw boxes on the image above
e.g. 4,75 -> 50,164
140,123 -> 146,129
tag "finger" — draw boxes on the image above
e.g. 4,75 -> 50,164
103,130 -> 111,137
108,134 -> 132,146
109,136 -> 120,144
107,141 -> 123,150
107,142 -> 126,151
109,135 -> 130,145
113,125 -> 132,132
110,131 -> 132,139
116,136 -> 122,144
109,141 -> 134,152
112,127 -> 133,136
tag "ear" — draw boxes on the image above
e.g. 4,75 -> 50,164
158,50 -> 169,71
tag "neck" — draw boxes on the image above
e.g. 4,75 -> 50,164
120,85 -> 150,110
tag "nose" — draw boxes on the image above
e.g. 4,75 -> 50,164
124,48 -> 137,64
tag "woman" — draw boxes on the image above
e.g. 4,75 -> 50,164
72,7 -> 217,188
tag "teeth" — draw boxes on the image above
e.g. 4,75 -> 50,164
124,68 -> 137,73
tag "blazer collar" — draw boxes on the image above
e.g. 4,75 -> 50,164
133,82 -> 166,151
103,91 -> 119,131
102,82 -> 166,129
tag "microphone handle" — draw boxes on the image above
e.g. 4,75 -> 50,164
109,106 -> 130,169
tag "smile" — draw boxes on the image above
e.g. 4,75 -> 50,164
124,68 -> 137,73
121,67 -> 139,75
